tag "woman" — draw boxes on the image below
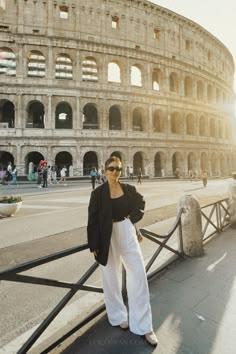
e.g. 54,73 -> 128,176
87,156 -> 158,346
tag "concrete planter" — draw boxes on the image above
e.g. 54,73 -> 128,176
0,201 -> 22,217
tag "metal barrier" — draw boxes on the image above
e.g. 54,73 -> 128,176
201,198 -> 230,240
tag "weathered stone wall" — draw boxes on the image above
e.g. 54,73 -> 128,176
0,0 -> 235,176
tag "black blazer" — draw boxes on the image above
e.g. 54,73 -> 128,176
87,181 -> 145,266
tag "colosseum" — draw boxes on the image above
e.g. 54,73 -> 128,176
0,0 -> 235,178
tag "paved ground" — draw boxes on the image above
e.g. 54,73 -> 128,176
0,178 -> 234,354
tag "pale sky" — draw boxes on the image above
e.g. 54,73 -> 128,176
151,0 -> 236,91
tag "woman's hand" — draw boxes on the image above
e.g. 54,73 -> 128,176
93,250 -> 98,257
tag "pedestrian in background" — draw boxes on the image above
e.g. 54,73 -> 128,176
59,165 -> 67,184
42,162 -> 48,188
90,167 -> 97,190
129,166 -> 134,181
201,170 -> 208,187
9,164 -> 17,185
137,167 -> 142,184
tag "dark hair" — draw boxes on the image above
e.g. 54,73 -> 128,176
105,156 -> 121,170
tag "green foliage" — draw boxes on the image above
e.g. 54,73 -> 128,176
0,196 -> 22,204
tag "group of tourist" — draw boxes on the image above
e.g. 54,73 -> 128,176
34,161 -> 68,188
0,161 -> 18,185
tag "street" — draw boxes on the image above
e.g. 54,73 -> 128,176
0,178 -> 230,349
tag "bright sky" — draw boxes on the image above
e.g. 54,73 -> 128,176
151,0 -> 236,92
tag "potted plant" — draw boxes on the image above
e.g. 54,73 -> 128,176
0,196 -> 23,217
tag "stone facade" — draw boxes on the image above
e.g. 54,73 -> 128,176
0,0 -> 235,177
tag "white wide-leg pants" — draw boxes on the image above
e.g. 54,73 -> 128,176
100,218 -> 153,335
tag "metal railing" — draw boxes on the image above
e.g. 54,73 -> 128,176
0,209 -> 184,354
201,197 -> 230,240
0,198 -> 231,353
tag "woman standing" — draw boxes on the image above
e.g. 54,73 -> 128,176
87,156 -> 158,346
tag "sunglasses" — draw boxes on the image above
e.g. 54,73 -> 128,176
107,166 -> 122,172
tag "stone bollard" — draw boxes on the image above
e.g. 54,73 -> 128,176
177,194 -> 204,256
227,172 -> 236,228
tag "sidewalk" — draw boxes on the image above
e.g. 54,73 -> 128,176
58,226 -> 236,354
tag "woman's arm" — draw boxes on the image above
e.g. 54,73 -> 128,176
87,190 -> 100,253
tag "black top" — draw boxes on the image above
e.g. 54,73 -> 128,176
111,194 -> 130,220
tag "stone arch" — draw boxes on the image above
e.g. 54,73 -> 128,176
184,76 -> 193,97
211,152 -> 219,176
152,68 -> 161,91
207,84 -> 213,103
27,50 -> 46,77
131,64 -> 143,87
171,111 -> 182,134
109,105 -> 121,130
83,151 -> 98,176
153,109 -> 165,132
199,115 -> 208,136
55,151 -> 73,172
26,100 -> 45,128
218,120 -> 224,138
133,151 -> 144,175
132,107 -> 145,131
55,53 -> 73,79
201,152 -> 208,172
154,151 -> 166,177
82,56 -> 98,82
0,99 -> 15,128
186,113 -> 195,135
55,101 -> 73,129
197,80 -> 204,100
187,152 -> 197,171
83,103 -> 99,129
172,151 -> 184,176
25,151 -> 44,174
219,152 -> 227,176
108,61 -> 121,83
210,118 -> 216,137
169,72 -> 179,93
0,150 -> 14,168
0,47 -> 16,76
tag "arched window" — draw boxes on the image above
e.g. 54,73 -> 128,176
197,81 -> 204,100
27,51 -> 46,77
152,69 -> 161,91
55,102 -> 73,129
184,77 -> 192,97
153,110 -> 165,132
82,57 -> 98,82
108,62 -> 121,83
216,88 -> 221,103
109,105 -> 121,130
0,47 -> 16,76
199,116 -> 207,136
0,99 -> 15,128
83,151 -> 98,175
171,112 -> 181,134
210,119 -> 215,137
55,54 -> 73,79
207,84 -> 213,103
26,101 -> 45,128
132,107 -> 144,131
169,73 -> 178,93
83,103 -> 98,129
131,65 -> 142,87
186,114 -> 195,135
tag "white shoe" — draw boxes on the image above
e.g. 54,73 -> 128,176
119,322 -> 129,329
145,332 -> 158,346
